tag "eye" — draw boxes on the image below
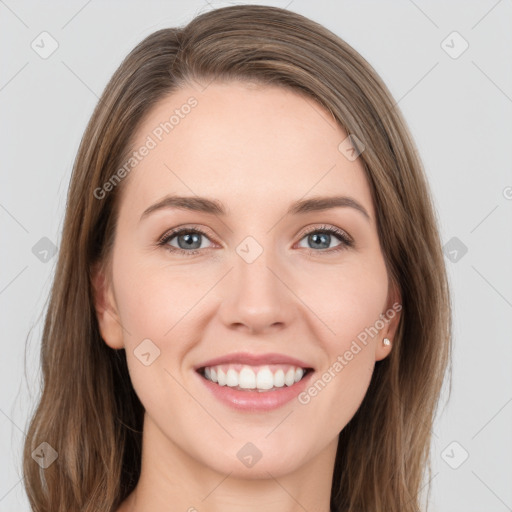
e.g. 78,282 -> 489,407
157,225 -> 215,256
157,224 -> 354,257
296,224 -> 354,253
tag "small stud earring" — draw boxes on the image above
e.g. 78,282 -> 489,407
383,338 -> 391,346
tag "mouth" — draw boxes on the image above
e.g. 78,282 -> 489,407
194,353 -> 315,411
195,363 -> 314,413
197,363 -> 314,392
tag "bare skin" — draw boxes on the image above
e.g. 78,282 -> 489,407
93,80 -> 401,512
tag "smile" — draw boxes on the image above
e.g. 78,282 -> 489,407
199,363 -> 311,392
194,353 -> 315,411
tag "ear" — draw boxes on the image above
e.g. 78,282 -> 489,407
375,279 -> 402,362
91,261 -> 124,350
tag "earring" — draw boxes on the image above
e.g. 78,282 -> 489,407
383,338 -> 391,346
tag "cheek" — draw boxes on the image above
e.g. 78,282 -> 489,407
293,257 -> 386,419
112,260 -> 199,414
295,256 -> 389,348
112,250 -> 200,343
111,249 -> 215,402
298,312 -> 378,438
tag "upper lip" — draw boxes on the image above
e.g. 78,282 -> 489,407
195,352 -> 314,370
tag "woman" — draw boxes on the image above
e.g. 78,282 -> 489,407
23,5 -> 451,512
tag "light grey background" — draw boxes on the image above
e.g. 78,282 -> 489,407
1,1 -> 511,511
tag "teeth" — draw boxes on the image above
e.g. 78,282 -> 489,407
273,369 -> 285,387
239,366 -> 256,389
256,367 -> 274,390
202,364 -> 307,391
284,368 -> 295,386
226,368 -> 238,387
217,368 -> 226,386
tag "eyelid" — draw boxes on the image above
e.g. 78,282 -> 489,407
295,224 -> 354,245
157,224 -> 219,247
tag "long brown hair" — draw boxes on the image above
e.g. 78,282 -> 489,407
22,5 -> 452,511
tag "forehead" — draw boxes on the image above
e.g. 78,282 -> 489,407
118,80 -> 374,222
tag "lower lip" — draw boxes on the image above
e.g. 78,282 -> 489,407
197,371 -> 314,411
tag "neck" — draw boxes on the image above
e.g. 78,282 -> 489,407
119,412 -> 337,512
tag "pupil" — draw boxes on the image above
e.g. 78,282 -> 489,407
179,233 -> 201,250
310,233 -> 329,249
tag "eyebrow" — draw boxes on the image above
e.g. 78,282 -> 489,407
139,194 -> 371,222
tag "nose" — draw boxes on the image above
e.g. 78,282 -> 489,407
217,243 -> 296,335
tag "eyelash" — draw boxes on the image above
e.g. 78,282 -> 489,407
157,224 -> 354,257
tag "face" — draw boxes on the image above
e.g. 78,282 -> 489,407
93,80 -> 401,478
